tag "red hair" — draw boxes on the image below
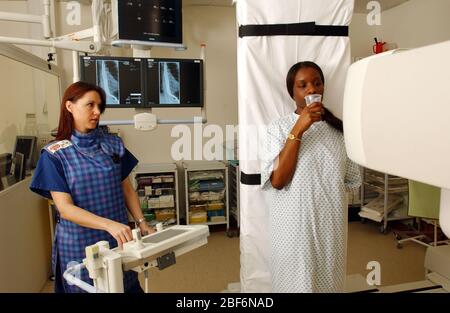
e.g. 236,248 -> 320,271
55,81 -> 106,141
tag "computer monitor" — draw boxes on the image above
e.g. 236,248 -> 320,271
80,56 -> 145,108
146,58 -> 203,107
113,0 -> 183,48
13,136 -> 37,173
0,153 -> 12,177
12,152 -> 25,181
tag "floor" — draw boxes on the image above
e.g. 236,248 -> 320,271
40,220 -> 429,293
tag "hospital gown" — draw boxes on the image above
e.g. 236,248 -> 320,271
261,112 -> 361,293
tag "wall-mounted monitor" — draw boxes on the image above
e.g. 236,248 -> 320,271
13,136 -> 36,173
80,56 -> 145,108
146,58 -> 203,107
112,0 -> 183,48
79,56 -> 204,108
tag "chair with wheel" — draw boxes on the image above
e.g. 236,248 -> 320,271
395,180 -> 450,249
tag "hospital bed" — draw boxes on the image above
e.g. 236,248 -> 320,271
64,225 -> 209,293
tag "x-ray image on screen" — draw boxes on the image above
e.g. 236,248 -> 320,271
159,62 -> 180,105
97,60 -> 120,105
80,56 -> 143,107
146,58 -> 203,107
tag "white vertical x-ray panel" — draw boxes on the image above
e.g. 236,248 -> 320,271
236,0 -> 354,292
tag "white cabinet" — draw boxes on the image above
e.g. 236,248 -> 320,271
183,161 -> 229,232
131,163 -> 180,227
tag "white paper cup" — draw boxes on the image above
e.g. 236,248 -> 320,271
156,223 -> 163,232
304,94 -> 322,106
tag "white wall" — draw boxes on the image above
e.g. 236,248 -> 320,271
1,2 -> 238,161
0,1 -> 30,53
379,0 -> 450,49
0,0 -> 49,59
15,2 -> 239,165
349,13 -> 381,60
350,0 -> 450,60
0,52 -> 61,155
104,6 -> 238,164
0,1 -> 27,31
0,54 -> 35,154
1,2 -> 238,221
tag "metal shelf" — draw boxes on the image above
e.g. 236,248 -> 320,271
131,163 -> 180,227
190,221 -> 228,226
183,161 -> 230,233
363,181 -> 409,194
360,168 -> 411,234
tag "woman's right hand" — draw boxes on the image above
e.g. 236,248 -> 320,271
296,103 -> 324,133
105,220 -> 133,248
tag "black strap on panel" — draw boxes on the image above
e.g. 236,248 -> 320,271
239,22 -> 348,38
240,171 -> 261,186
393,285 -> 443,293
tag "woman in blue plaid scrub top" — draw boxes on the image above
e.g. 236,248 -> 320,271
30,82 -> 154,293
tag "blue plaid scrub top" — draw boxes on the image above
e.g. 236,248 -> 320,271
30,128 -> 139,292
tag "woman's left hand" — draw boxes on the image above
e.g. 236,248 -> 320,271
139,222 -> 156,236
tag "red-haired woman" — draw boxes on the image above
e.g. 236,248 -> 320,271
30,81 -> 154,293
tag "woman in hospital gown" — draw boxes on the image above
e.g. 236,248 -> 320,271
261,61 -> 361,292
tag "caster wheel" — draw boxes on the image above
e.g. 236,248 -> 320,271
394,233 -> 402,241
397,243 -> 403,249
380,225 -> 388,234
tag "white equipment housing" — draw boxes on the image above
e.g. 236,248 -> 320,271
64,225 -> 209,293
343,40 -> 450,293
343,40 -> 450,238
134,113 -> 157,132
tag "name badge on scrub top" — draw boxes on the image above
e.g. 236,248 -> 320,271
47,140 -> 73,154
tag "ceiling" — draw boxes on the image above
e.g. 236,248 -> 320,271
183,0 -> 234,6
184,0 -> 411,12
44,0 -> 412,12
354,0 -> 410,13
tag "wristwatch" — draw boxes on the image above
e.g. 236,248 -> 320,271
287,133 -> 301,142
136,217 -> 146,226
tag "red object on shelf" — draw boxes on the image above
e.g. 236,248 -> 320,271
373,41 -> 386,54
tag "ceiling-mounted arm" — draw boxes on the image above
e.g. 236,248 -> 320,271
0,0 -> 103,54
0,36 -> 100,53
0,0 -> 51,39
